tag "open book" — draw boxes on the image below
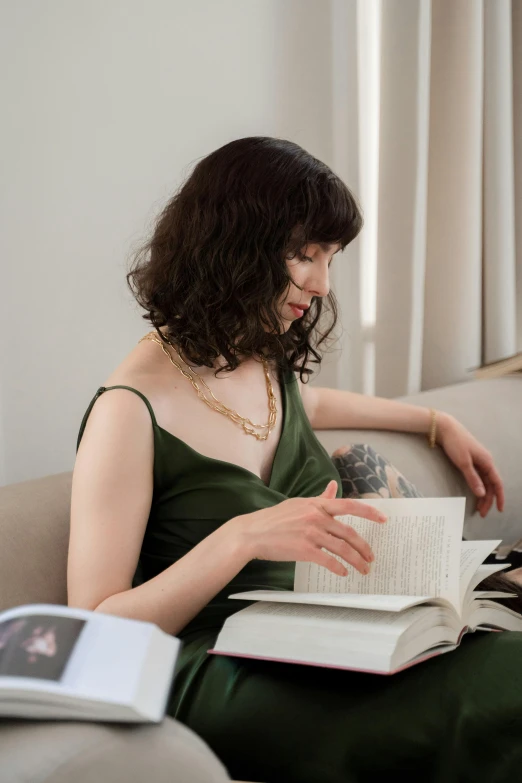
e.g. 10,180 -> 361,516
208,498 -> 522,674
0,604 -> 180,721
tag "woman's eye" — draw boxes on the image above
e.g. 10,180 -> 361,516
300,253 -> 333,267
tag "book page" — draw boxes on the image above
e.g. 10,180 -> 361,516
459,540 -> 501,608
0,613 -> 86,683
228,590 -> 438,612
223,600 -> 428,634
467,599 -> 522,632
465,563 -> 510,597
213,602 -> 441,673
0,606 -> 179,706
0,604 -> 93,625
294,497 -> 465,608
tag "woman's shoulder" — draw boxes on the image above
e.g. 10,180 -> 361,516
98,333 -> 174,419
101,333 -> 163,386
77,337 -> 167,456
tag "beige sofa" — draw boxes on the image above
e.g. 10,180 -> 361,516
0,375 -> 520,782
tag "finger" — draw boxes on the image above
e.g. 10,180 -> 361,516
487,468 -> 505,512
462,462 -> 486,498
327,518 -> 374,563
474,455 -> 505,512
317,533 -> 371,576
321,498 -> 387,524
497,477 -> 505,512
475,473 -> 492,515
477,471 -> 504,515
482,476 -> 500,517
478,480 -> 494,518
311,548 -> 350,577
319,479 -> 339,499
497,488 -> 505,512
484,476 -> 497,516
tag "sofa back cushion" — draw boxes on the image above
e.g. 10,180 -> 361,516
0,472 -> 72,612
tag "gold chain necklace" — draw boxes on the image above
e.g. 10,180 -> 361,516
138,332 -> 278,441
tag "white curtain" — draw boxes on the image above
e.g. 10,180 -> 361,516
329,0 -> 522,398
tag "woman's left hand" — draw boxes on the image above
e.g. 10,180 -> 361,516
436,413 -> 505,517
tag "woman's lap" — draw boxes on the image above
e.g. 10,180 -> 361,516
173,631 -> 522,783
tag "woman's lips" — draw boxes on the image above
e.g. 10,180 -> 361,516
289,304 -> 305,318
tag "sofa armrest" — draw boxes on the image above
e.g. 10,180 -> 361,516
0,717 -> 232,783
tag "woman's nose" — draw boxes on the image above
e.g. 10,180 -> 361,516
307,270 -> 330,299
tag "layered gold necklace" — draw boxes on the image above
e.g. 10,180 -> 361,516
138,332 -> 277,440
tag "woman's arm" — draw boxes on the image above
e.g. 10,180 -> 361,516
310,386 -> 438,434
68,389 -> 249,636
94,523 -> 247,636
311,386 -> 504,517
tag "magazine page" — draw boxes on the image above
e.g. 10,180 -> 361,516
0,604 -> 95,625
294,498 -> 465,609
0,610 -> 85,684
0,604 -> 180,718
0,605 -> 102,690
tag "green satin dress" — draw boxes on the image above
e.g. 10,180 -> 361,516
77,367 -> 522,783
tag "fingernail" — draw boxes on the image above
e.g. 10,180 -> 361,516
368,552 -> 375,562
379,514 -> 387,522
477,487 -> 485,496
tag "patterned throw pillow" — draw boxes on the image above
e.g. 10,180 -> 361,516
330,444 -> 423,500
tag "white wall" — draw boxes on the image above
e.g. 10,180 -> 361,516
0,0 -> 338,485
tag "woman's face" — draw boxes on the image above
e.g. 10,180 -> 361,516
280,241 -> 341,326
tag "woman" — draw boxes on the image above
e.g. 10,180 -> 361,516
69,136 -> 522,783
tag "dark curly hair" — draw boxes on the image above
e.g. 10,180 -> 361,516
126,136 -> 363,382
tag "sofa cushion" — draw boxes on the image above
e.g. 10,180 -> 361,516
0,717 -> 230,782
0,472 -> 72,612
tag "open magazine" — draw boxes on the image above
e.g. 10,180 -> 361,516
0,604 -> 180,721
208,497 -> 522,674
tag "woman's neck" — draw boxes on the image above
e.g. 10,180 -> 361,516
158,326 -> 270,379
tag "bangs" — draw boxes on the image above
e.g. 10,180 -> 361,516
286,173 -> 363,257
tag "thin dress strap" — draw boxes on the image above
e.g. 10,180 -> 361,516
76,385 -> 159,452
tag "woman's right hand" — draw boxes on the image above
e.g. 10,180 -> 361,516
227,480 -> 388,577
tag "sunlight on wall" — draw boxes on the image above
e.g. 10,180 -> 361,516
330,0 -> 381,395
357,0 -> 381,395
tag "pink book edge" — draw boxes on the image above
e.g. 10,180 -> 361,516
207,628 -> 505,675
